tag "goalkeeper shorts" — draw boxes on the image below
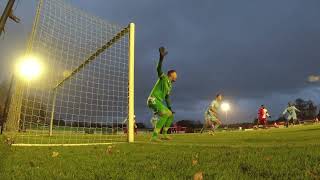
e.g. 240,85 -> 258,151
147,96 -> 170,115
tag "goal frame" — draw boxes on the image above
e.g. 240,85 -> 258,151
5,0 -> 136,145
48,24 -> 135,144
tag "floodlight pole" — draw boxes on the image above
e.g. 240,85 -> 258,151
0,0 -> 15,36
128,23 -> 135,143
225,111 -> 228,124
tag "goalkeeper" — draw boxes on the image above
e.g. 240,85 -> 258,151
147,47 -> 177,141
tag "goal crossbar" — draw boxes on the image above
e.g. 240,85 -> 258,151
54,26 -> 130,90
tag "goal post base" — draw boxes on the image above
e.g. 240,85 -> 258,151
11,142 -> 125,147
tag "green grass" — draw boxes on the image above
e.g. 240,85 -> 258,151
1,125 -> 320,179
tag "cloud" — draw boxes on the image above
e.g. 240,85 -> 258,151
1,0 -> 320,125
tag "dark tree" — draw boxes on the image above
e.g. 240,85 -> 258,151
175,120 -> 203,133
136,123 -> 146,129
295,98 -> 318,120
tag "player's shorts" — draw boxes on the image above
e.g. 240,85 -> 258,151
259,118 -> 267,124
204,111 -> 219,123
147,96 -> 170,115
286,116 -> 297,121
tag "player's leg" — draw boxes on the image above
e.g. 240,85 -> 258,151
206,119 -> 219,136
200,121 -> 207,133
200,113 -> 210,133
205,115 -> 216,135
257,118 -> 260,129
289,118 -> 293,126
154,108 -> 172,140
162,111 -> 174,140
213,119 -> 222,131
206,119 -> 214,135
264,119 -> 268,129
258,118 -> 263,128
147,98 -> 171,141
150,113 -> 159,129
147,97 -> 162,141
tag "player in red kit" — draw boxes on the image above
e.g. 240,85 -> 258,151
257,105 -> 271,128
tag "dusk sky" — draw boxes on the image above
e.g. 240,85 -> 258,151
1,0 -> 320,125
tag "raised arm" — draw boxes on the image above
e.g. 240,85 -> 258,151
157,47 -> 168,78
157,57 -> 164,77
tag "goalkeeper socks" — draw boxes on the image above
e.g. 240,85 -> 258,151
152,132 -> 157,138
163,127 -> 170,137
152,128 -> 160,139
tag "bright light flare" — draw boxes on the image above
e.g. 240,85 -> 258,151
308,75 -> 320,83
221,102 -> 230,112
17,56 -> 42,80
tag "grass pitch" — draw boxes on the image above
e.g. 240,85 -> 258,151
1,125 -> 320,179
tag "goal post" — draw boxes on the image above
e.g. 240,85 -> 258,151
4,0 -> 135,145
128,23 -> 135,143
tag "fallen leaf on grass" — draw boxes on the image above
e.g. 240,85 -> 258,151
193,171 -> 203,180
52,151 -> 59,158
192,159 -> 198,166
5,137 -> 14,145
264,156 -> 272,161
192,153 -> 199,166
306,170 -> 320,179
107,149 -> 112,154
106,145 -> 115,154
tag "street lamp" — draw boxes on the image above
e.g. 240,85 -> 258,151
17,56 -> 42,80
221,102 -> 230,123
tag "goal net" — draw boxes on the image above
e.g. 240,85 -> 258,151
5,0 -> 135,145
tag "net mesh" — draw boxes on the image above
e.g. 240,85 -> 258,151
5,0 -> 131,144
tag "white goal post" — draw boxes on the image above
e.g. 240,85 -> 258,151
5,0 -> 135,145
